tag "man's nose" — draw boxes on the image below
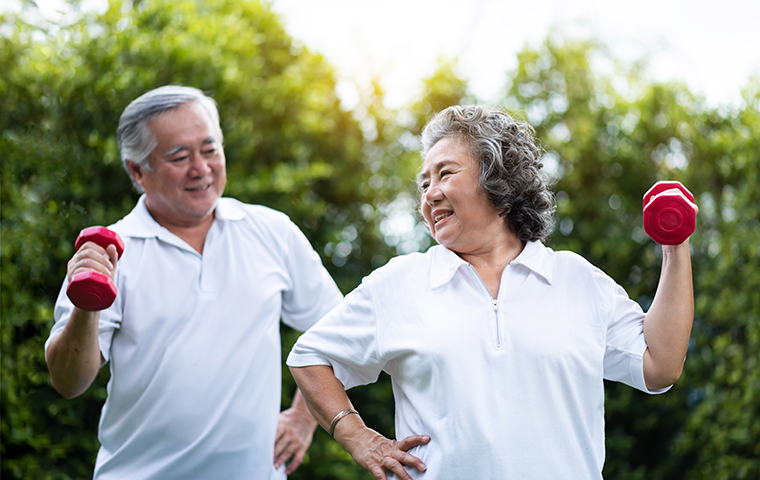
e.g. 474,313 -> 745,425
189,154 -> 212,176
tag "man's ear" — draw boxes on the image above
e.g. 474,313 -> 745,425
126,160 -> 146,187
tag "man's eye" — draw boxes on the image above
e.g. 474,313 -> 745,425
203,148 -> 216,155
420,182 -> 430,190
440,170 -> 451,178
172,156 -> 189,162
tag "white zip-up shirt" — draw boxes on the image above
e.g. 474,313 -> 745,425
48,195 -> 342,480
287,240 -> 667,479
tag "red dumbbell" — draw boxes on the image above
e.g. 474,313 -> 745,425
643,181 -> 697,245
66,226 -> 125,311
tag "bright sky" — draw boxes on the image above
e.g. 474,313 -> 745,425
6,0 -> 760,110
269,0 -> 760,109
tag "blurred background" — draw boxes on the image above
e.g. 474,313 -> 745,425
1,0 -> 758,478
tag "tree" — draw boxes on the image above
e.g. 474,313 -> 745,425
4,2 -> 758,477
1,0 -> 383,477
502,34 -> 760,479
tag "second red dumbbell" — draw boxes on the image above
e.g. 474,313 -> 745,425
66,226 -> 125,311
643,181 -> 697,245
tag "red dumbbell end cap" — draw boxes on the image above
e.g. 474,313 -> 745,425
75,227 -> 125,258
66,271 -> 118,311
643,190 -> 697,245
643,181 -> 695,208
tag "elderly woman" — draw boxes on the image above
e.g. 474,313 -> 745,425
287,105 -> 694,479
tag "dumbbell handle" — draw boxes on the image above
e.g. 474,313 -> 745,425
643,181 -> 697,245
66,227 -> 125,311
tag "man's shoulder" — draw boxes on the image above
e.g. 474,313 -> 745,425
219,197 -> 288,220
218,198 -> 294,230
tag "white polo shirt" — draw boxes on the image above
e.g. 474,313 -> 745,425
287,240 -> 667,480
47,195 -> 342,480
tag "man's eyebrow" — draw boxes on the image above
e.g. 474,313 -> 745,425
164,144 -> 189,157
163,138 -> 217,157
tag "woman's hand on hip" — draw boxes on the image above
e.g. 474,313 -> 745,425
338,426 -> 430,480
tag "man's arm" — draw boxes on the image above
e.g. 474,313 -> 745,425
273,388 -> 319,474
642,240 -> 695,390
46,241 -> 118,398
46,308 -> 105,398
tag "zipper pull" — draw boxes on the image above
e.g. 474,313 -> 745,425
493,298 -> 498,311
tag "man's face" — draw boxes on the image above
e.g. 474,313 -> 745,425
130,101 -> 227,228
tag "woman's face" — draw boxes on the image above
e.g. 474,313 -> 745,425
419,136 -> 507,254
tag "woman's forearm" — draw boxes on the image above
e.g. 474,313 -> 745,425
289,365 -> 356,432
642,240 -> 695,390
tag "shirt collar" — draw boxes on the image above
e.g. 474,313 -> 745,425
115,195 -> 246,240
510,239 -> 554,285
429,240 -> 554,289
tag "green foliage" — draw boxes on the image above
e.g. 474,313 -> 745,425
1,0 -> 392,478
3,3 -> 758,479
503,35 -> 760,479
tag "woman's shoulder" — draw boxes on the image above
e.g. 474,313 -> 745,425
547,247 -> 616,288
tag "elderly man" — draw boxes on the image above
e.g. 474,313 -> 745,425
45,85 -> 343,479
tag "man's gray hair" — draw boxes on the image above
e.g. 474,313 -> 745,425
420,105 -> 556,243
117,85 -> 223,192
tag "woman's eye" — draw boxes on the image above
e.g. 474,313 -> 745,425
172,156 -> 189,163
440,170 -> 451,178
420,182 -> 430,190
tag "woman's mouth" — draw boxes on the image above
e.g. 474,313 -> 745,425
434,211 -> 453,224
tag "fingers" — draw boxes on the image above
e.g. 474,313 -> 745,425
106,244 -> 120,267
369,465 -> 390,480
273,438 -> 302,473
68,241 -> 115,279
273,410 -> 315,474
273,427 -> 305,472
390,447 -> 427,474
376,451 -> 422,480
397,434 -> 431,451
351,432 -> 428,480
273,422 -> 294,471
284,448 -> 306,474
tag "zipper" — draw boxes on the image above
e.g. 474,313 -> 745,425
469,265 -> 502,349
492,298 -> 501,348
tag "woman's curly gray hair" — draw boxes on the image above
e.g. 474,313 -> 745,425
420,105 -> 556,243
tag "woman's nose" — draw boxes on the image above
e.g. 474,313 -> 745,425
424,182 -> 443,204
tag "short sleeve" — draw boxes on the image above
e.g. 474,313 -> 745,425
600,273 -> 670,394
45,276 -> 122,364
280,220 -> 343,332
287,280 -> 385,390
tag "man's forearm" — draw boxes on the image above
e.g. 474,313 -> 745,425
290,387 -> 319,427
46,308 -> 104,399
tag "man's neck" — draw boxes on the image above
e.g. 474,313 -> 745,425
163,216 -> 214,254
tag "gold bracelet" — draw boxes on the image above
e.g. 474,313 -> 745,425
329,408 -> 359,437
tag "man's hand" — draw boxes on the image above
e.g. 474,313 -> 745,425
273,406 -> 318,474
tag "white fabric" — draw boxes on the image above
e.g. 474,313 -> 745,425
47,195 -> 342,480
287,240 -> 668,480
